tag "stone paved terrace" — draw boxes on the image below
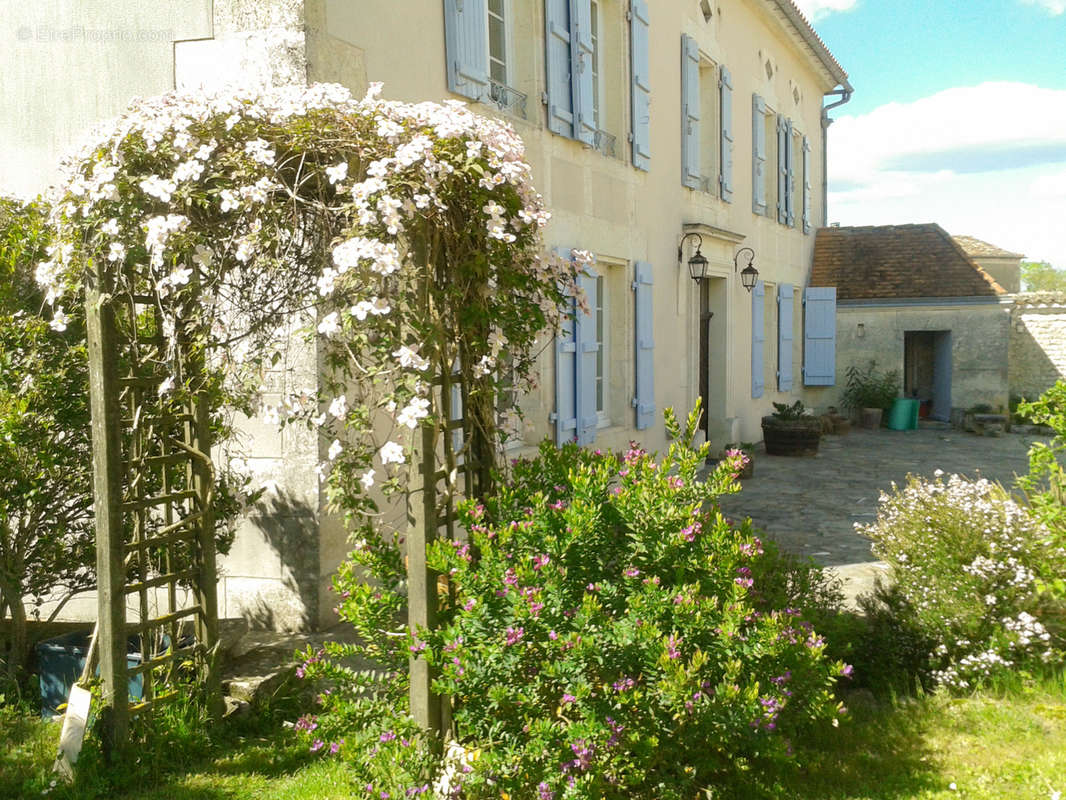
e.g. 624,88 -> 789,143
716,423 -> 1050,606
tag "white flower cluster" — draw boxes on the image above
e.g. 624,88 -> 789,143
432,739 -> 476,799
144,213 -> 189,268
860,470 -> 1061,690
1002,611 -> 1052,654
44,79 -> 575,556
932,648 -> 1013,690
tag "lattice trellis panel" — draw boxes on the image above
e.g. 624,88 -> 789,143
407,362 -> 496,734
85,264 -> 220,749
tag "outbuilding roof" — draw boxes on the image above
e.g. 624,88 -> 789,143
810,223 -> 1006,300
952,235 -> 1025,260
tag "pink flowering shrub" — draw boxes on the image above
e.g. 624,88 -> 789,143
412,406 -> 846,799
297,406 -> 846,797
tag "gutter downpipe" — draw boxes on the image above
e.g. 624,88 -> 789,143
821,85 -> 853,226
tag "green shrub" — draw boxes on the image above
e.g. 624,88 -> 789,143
1017,380 -> 1066,540
299,407 -> 849,799
839,360 -> 900,413
424,413 -> 847,798
858,472 -> 1066,691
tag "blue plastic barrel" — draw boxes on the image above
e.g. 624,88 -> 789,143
36,630 -> 144,717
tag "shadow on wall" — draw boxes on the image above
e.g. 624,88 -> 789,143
228,490 -> 320,632
1010,304 -> 1066,401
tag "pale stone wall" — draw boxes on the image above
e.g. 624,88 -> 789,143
1009,294 -> 1066,401
0,0 -> 212,198
834,301 -> 1011,414
1,0 -> 847,628
971,255 -> 1021,294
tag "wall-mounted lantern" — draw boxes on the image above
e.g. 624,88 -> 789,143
678,232 -> 710,282
733,246 -> 759,292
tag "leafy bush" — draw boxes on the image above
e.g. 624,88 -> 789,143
421,411 -> 847,798
299,407 -> 849,799
0,197 -> 94,682
770,400 -> 808,421
858,472 -> 1066,691
839,360 -> 900,413
1017,380 -> 1066,540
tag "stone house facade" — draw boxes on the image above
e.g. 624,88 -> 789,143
810,223 -> 1011,421
1,0 -> 852,629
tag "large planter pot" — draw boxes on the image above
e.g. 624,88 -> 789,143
761,416 -> 822,457
860,407 -> 883,429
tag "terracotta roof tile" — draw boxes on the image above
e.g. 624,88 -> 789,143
810,223 -> 1006,300
952,234 -> 1025,259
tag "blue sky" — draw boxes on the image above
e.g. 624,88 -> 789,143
797,0 -> 1066,270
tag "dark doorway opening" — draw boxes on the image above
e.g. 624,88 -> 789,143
904,330 -> 952,421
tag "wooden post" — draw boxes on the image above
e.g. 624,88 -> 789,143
408,424 -> 442,735
84,274 -> 129,754
182,270 -> 222,719
408,233 -> 443,736
192,387 -> 223,719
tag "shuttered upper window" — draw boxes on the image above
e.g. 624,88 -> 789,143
681,37 -> 731,198
488,0 -> 508,85
444,0 -> 529,117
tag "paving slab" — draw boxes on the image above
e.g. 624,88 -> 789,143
716,424 -> 1048,607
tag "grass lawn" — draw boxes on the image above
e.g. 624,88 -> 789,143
3,675 -> 1065,800
783,677 -> 1066,799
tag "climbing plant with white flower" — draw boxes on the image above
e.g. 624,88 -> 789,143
43,80 -> 577,551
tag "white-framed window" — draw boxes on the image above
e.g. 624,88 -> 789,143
698,54 -> 718,193
764,109 -> 777,219
487,0 -> 508,86
444,0 -> 530,118
594,273 -> 609,425
762,280 -> 777,390
591,0 -> 603,130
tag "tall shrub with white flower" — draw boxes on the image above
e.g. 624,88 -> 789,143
858,471 -> 1066,690
42,80 -> 576,531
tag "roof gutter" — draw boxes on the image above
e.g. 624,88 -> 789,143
821,86 -> 853,227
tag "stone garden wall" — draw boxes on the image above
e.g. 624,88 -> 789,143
1009,293 -> 1066,402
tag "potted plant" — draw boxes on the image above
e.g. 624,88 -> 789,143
722,441 -> 756,478
839,360 -> 901,429
761,401 -> 822,456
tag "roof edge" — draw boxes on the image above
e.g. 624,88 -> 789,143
769,0 -> 851,90
838,296 -> 1009,309
936,224 -> 1008,295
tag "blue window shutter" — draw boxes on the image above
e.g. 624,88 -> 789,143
751,280 -> 765,398
777,283 -> 794,391
680,35 -> 700,189
570,0 -> 596,146
803,286 -> 837,386
629,0 -> 651,171
443,0 -> 488,101
545,0 -> 575,137
575,268 -> 599,445
633,261 -> 656,430
719,65 -> 733,202
785,119 -> 796,227
752,94 -> 766,214
776,114 -> 787,224
554,249 -> 578,444
802,135 -> 812,234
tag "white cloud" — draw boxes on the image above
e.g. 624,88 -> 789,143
1031,167 -> 1066,198
791,0 -> 859,21
827,83 -> 1066,269
1020,0 -> 1065,15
